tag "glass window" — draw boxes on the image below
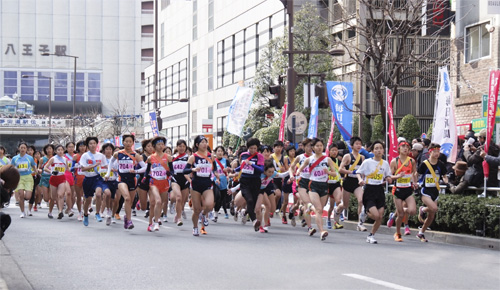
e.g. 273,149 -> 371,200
55,72 -> 68,101
37,73 -> 51,101
20,71 -> 34,101
88,73 -> 101,102
71,72 -> 85,102
466,22 -> 490,63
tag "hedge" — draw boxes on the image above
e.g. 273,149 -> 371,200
346,193 -> 500,239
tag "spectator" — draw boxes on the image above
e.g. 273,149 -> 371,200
447,161 -> 469,194
411,143 -> 423,167
465,131 -> 499,189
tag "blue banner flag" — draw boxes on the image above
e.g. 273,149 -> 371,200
326,81 -> 353,142
149,112 -> 159,137
307,96 -> 319,138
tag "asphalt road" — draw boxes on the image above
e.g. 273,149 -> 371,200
1,201 -> 499,290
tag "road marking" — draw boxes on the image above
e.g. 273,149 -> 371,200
343,274 -> 416,290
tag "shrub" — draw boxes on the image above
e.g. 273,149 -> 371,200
253,125 -> 280,146
397,114 -> 421,141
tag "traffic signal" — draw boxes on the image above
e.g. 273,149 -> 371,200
269,85 -> 285,109
315,83 -> 329,109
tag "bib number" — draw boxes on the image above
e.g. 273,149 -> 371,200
367,174 -> 383,185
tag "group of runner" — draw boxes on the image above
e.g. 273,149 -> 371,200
0,134 -> 448,243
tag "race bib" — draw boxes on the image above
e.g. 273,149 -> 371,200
54,166 -> 66,174
367,174 -> 383,185
241,163 -> 254,175
197,163 -> 212,178
118,160 -> 134,173
17,161 -> 29,172
396,174 -> 412,187
151,166 -> 167,180
173,161 -> 187,174
425,174 -> 437,187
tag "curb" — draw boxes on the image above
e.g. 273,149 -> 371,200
340,220 -> 500,251
0,241 -> 34,290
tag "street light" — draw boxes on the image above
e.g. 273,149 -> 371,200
22,74 -> 53,142
41,52 -> 78,142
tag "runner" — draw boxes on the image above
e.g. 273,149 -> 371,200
326,143 -> 343,230
338,137 -> 367,231
284,145 -> 298,226
355,140 -> 393,244
288,138 -> 315,235
0,146 -> 10,169
144,136 -> 171,231
387,140 -> 418,242
72,141 -> 87,221
296,138 -> 339,241
79,137 -> 108,227
183,135 -> 217,236
212,146 -> 231,221
170,140 -> 190,226
63,142 -> 76,217
416,143 -> 448,242
271,141 -> 290,224
11,142 -> 37,218
136,139 -> 153,217
43,145 -> 70,220
100,143 -> 118,226
39,144 -> 55,217
105,134 -> 146,230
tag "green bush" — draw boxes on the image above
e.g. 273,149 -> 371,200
352,114 -> 372,143
253,125 -> 280,146
371,115 -> 384,141
427,123 -> 433,140
397,114 -> 421,141
346,193 -> 500,238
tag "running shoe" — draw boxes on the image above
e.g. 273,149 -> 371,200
83,215 -> 89,226
333,222 -> 344,229
208,211 -> 214,221
33,204 -> 38,212
263,225 -> 269,232
169,202 -> 175,214
200,213 -> 209,227
132,209 -> 137,217
288,205 -> 295,220
366,234 -> 377,244
126,219 -> 134,230
301,219 -> 307,227
387,212 -> 395,228
416,233 -> 428,242
48,212 -> 53,219
200,226 -> 207,235
357,223 -> 367,232
68,211 -> 74,217
320,231 -> 328,241
418,206 -> 427,223
95,213 -> 102,222
153,223 -> 160,231
305,203 -> 313,215
241,209 -> 246,225
136,201 -> 141,211
20,212 -> 25,218
57,212 -> 64,219
308,227 -> 316,236
182,211 -> 187,220
162,215 -> 168,222
282,215 -> 287,224
394,233 -> 403,242
77,213 -> 83,221
253,219 -> 261,232
158,219 -> 162,225
147,224 -> 153,232
269,212 -> 274,218
193,227 -> 199,236
230,206 -> 235,216
176,217 -> 183,226
144,210 -> 149,218
123,217 -> 128,229
340,211 -> 345,222
224,213 -> 229,219
291,216 -> 296,227
88,207 -> 93,213
114,213 -> 121,220
327,218 -> 332,229
106,215 -> 111,226
404,225 -> 411,236
28,210 -> 33,217
259,226 -> 266,233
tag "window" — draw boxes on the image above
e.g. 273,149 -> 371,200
20,71 -> 34,101
208,0 -> 214,32
192,0 -> 198,41
55,72 -> 68,102
88,73 -> 101,102
37,72 -> 51,101
208,46 -> 214,90
465,22 -> 491,63
4,71 -> 17,97
71,72 -> 85,102
192,55 -> 197,96
208,106 -> 213,119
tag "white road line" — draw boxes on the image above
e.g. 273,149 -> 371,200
343,274 -> 416,290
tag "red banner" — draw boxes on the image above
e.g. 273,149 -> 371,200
387,88 -> 398,163
278,104 -> 287,142
484,70 -> 500,178
326,114 -> 336,153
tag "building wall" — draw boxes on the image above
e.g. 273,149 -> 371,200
0,0 -> 146,116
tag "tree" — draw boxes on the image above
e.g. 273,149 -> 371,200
398,114 -> 421,141
253,125 -> 280,147
427,123 -> 433,140
371,115 -> 384,142
329,0 -> 454,132
352,115 -> 372,143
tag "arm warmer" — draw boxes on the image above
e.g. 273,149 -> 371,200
106,156 -> 116,177
183,163 -> 193,174
135,161 -> 147,174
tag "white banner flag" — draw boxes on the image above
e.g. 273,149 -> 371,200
432,66 -> 457,163
226,86 -> 254,137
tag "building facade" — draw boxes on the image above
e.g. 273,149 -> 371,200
0,0 -> 152,116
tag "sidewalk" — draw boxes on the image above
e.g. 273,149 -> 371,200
0,241 -> 33,290
341,220 -> 500,251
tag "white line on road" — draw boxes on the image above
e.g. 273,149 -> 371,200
343,274 -> 416,290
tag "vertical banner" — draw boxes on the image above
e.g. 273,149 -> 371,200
307,96 -> 319,138
326,81 -> 353,142
326,114 -> 336,153
386,88 -> 398,163
278,104 -> 287,142
485,70 -> 500,154
114,136 -> 120,146
149,111 -> 159,137
226,86 -> 255,136
431,66 -> 457,163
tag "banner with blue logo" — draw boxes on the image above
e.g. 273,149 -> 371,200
307,96 -> 319,138
326,81 -> 353,142
149,111 -> 159,137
